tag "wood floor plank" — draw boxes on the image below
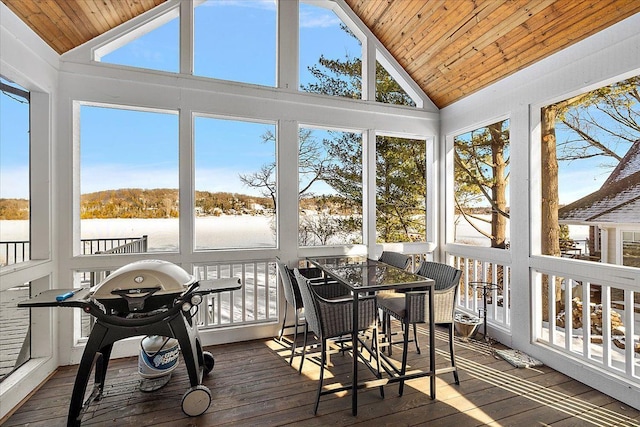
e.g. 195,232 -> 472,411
4,326 -> 638,427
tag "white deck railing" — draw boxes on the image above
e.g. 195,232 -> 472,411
78,259 -> 279,339
532,264 -> 639,382
193,260 -> 278,328
449,252 -> 512,335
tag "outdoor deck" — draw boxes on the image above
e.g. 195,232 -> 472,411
3,325 -> 639,426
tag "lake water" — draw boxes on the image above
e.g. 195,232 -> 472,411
0,216 -> 276,261
0,215 -> 589,253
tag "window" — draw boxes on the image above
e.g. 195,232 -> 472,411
299,2 -> 362,99
0,78 -> 30,266
453,119 -> 510,248
375,60 -> 417,107
622,231 -> 640,268
376,135 -> 426,243
97,10 -> 179,73
79,105 -> 179,253
299,126 -> 362,246
194,0 -> 276,86
194,116 -> 276,250
544,76 -> 639,265
0,78 -> 35,374
0,280 -> 31,381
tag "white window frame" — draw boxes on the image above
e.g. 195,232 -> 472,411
445,115 -> 511,250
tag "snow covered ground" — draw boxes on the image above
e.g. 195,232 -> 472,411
1,216 -> 276,252
1,215 -> 589,252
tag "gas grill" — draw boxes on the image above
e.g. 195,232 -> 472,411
18,259 -> 242,426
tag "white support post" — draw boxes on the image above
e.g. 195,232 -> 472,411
180,0 -> 194,75
363,129 -> 377,256
179,109 -> 194,256
278,119 -> 300,261
277,0 -> 298,91
362,37 -> 376,101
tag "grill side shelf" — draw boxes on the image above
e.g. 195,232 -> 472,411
195,278 -> 242,295
17,288 -> 91,308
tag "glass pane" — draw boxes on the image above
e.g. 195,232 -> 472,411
80,105 -> 179,253
376,136 -> 425,243
0,78 -> 30,266
548,76 -> 639,265
100,13 -> 179,73
623,240 -> 640,267
194,117 -> 276,250
194,0 -> 276,87
0,281 -> 30,381
299,2 -> 362,98
375,60 -> 416,107
454,119 -> 510,248
299,127 -> 362,246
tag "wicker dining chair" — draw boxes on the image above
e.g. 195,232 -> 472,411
377,261 -> 462,394
293,268 -> 383,414
275,260 -> 306,365
276,261 -> 349,366
376,251 -> 412,335
378,250 -> 411,270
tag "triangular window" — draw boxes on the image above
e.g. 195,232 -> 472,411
376,59 -> 417,107
95,10 -> 179,73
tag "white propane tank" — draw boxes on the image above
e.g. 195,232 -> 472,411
138,335 -> 180,379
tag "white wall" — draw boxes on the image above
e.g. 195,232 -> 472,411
0,2 -> 60,420
440,12 -> 640,409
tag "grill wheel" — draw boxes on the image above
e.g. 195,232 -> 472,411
181,385 -> 212,417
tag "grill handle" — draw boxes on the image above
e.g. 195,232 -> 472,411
110,286 -> 161,312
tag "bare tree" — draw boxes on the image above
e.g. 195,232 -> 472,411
238,128 -> 331,209
557,76 -> 640,166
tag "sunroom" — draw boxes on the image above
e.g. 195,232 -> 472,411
1,0 -> 639,424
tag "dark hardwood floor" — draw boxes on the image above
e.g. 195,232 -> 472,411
3,325 -> 639,426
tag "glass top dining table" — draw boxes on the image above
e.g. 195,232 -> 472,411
305,256 -> 437,416
307,257 -> 432,292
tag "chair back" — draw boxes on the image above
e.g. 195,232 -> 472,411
415,261 -> 462,324
416,261 -> 462,291
378,251 -> 411,270
276,260 -> 302,310
293,269 -> 321,337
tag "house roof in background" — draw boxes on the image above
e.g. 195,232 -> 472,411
2,0 -> 640,108
559,140 -> 640,224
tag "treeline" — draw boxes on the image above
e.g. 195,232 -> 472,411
0,189 -> 276,220
79,188 -> 274,219
81,188 -> 180,219
1,189 -> 356,220
0,198 -> 29,220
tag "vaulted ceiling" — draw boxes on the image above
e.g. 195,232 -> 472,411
2,0 -> 640,108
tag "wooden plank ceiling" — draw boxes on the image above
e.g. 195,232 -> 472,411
2,0 -> 640,108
